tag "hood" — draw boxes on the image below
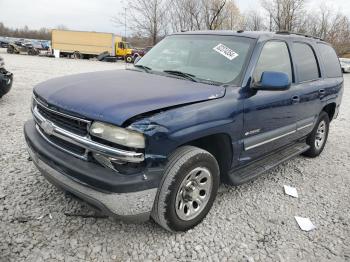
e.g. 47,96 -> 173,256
34,69 -> 225,126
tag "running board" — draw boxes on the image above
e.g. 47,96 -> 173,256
228,142 -> 310,185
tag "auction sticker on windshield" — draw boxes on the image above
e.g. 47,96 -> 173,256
213,44 -> 239,60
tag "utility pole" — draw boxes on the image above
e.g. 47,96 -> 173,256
124,7 -> 127,41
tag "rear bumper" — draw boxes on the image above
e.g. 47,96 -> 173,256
24,120 -> 162,222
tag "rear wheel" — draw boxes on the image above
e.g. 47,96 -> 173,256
303,111 -> 330,157
7,46 -> 14,54
152,146 -> 220,232
72,51 -> 82,59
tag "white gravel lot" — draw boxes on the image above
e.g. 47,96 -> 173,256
0,49 -> 349,262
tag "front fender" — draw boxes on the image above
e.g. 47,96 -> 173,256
129,90 -> 244,165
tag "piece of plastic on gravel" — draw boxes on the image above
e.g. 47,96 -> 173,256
283,185 -> 298,198
294,216 -> 316,231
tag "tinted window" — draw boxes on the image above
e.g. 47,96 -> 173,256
317,43 -> 342,77
294,43 -> 319,82
253,41 -> 292,83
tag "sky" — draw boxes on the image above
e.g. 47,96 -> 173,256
1,0 -> 350,34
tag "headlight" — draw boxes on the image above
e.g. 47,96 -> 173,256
90,121 -> 145,149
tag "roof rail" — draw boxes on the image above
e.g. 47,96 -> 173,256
275,31 -> 324,41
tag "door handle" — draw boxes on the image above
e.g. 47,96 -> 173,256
292,95 -> 300,103
319,89 -> 326,96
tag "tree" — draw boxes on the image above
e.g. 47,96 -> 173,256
169,0 -> 242,31
113,0 -> 168,45
202,0 -> 227,30
242,10 -> 266,31
261,0 -> 306,31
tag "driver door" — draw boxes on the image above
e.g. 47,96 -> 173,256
240,40 -> 298,162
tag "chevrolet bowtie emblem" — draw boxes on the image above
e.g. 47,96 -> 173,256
41,121 -> 54,136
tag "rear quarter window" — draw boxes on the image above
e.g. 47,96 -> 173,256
317,43 -> 342,78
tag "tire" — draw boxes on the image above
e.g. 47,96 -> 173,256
7,46 -> 14,54
72,51 -> 82,59
303,111 -> 330,157
125,55 -> 133,63
152,146 -> 220,232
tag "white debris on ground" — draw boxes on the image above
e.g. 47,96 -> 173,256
0,49 -> 349,261
295,216 -> 316,232
283,185 -> 299,198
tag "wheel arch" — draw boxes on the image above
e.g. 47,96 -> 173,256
180,133 -> 233,183
322,102 -> 336,121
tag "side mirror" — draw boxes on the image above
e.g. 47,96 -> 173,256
134,55 -> 141,64
253,71 -> 291,91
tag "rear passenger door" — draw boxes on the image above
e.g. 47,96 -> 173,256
291,41 -> 323,137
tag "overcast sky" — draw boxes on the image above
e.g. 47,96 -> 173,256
1,0 -> 349,34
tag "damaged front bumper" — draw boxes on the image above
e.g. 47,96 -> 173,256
24,120 -> 163,222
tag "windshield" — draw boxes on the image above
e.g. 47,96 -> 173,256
136,34 -> 254,85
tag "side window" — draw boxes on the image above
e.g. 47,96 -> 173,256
118,42 -> 123,49
317,43 -> 342,78
253,41 -> 292,83
293,43 -> 320,82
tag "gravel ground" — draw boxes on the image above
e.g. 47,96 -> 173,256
0,49 -> 349,262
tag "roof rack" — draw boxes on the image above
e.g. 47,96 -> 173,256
275,31 -> 324,41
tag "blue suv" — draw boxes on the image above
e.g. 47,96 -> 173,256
24,31 -> 343,231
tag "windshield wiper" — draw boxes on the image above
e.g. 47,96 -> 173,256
163,70 -> 198,82
134,64 -> 152,73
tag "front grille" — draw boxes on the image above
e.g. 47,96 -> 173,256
37,103 -> 89,136
48,134 -> 86,155
36,125 -> 86,156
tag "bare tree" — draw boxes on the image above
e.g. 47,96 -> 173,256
113,0 -> 168,45
242,10 -> 266,31
169,0 -> 242,31
296,5 -> 350,55
0,22 -> 51,40
170,0 -> 203,31
219,0 -> 244,30
202,0 -> 227,30
261,0 -> 306,31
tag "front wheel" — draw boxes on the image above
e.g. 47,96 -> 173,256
303,111 -> 330,157
152,146 -> 220,232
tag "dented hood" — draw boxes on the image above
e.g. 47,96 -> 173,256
34,69 -> 225,126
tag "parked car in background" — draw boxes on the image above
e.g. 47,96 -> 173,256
132,46 -> 154,62
0,56 -> 13,98
340,58 -> 350,73
7,41 -> 40,56
24,31 -> 343,232
0,39 -> 9,48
